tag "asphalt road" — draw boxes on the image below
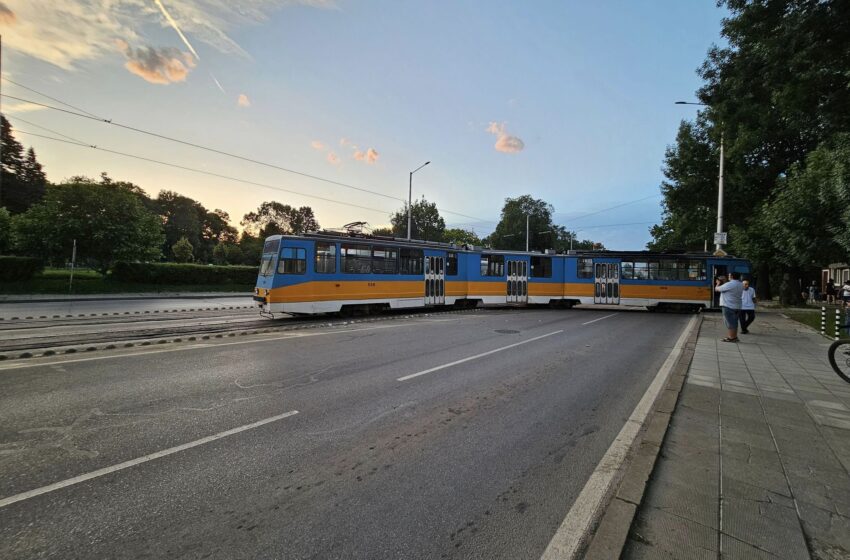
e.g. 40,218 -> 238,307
0,308 -> 690,559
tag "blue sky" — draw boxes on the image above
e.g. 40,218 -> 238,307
1,0 -> 725,248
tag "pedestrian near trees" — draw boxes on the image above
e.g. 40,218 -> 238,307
826,278 -> 836,304
739,279 -> 757,334
715,272 -> 744,342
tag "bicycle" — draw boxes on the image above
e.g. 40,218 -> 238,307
828,325 -> 850,383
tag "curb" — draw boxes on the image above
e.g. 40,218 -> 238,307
0,307 -> 487,362
580,314 -> 703,559
0,293 -> 252,304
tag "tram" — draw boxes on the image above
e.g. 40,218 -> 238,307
253,232 -> 751,316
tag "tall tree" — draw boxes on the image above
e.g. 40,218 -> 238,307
443,227 -> 482,246
389,197 -> 446,241
489,195 -> 554,251
12,179 -> 163,271
241,202 -> 320,238
0,207 -> 11,254
650,0 -> 850,299
1,117 -> 46,214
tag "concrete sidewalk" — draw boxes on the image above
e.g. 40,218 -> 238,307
622,311 -> 850,559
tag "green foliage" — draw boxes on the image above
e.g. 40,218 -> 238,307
110,262 -> 258,285
389,197 -> 446,241
0,207 -> 11,253
212,242 -> 244,265
241,201 -> 320,238
238,233 -> 264,266
0,256 -> 42,281
1,116 -> 47,214
442,227 -> 482,246
650,0 -> 850,299
11,180 -> 164,272
370,227 -> 395,237
648,119 -> 718,251
156,190 -> 237,263
489,195 -> 555,251
171,236 -> 194,263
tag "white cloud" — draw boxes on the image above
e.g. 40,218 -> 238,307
353,147 -> 379,164
326,152 -> 340,165
5,102 -> 47,114
0,1 -> 334,71
486,121 -> 524,154
117,39 -> 195,84
237,93 -> 251,107
0,1 -> 15,25
311,140 -> 326,150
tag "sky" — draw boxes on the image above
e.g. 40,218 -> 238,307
0,0 -> 726,249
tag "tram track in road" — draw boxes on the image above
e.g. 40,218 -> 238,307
0,306 -> 496,359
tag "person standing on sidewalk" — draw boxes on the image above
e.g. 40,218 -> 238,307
715,272 -> 744,342
739,279 -> 757,333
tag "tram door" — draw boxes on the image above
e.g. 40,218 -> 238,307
425,255 -> 445,306
507,260 -> 528,304
593,262 -> 620,304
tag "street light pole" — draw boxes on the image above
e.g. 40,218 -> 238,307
408,161 -> 430,241
525,214 -> 529,252
675,101 -> 725,255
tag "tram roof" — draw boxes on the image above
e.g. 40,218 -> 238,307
266,233 -> 745,260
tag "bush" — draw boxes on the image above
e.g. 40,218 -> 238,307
0,256 -> 43,281
110,262 -> 258,285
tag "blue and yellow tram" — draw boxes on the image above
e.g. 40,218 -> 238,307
253,232 -> 751,315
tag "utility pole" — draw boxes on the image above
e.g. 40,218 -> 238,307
407,161 -> 430,240
525,214 -> 529,252
715,131 -> 725,254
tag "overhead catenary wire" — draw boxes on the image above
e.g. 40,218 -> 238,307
7,114 -> 86,144
15,129 -> 396,218
3,81 -> 662,230
0,90 -> 490,224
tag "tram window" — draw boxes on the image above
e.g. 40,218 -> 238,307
315,242 -> 336,274
647,261 -> 660,280
341,243 -> 372,274
577,258 -> 593,278
400,248 -> 424,275
481,254 -> 505,276
259,255 -> 275,276
622,262 -> 634,279
633,261 -> 648,280
688,259 -> 706,280
279,247 -> 307,274
658,260 -> 677,281
531,256 -> 552,278
446,253 -> 458,276
263,238 -> 281,254
372,247 -> 398,274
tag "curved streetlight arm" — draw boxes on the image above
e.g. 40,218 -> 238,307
407,161 -> 431,240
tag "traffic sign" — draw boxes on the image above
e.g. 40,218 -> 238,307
714,232 -> 728,245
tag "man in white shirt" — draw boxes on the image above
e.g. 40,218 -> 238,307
715,271 -> 744,342
739,279 -> 757,334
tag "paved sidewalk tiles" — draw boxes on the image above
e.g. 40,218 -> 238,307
622,311 -> 850,559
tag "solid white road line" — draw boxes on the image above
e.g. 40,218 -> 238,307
581,313 -> 618,325
540,314 -> 698,560
397,330 -> 564,382
0,410 -> 299,509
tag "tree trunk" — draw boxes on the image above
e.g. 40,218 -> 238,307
779,269 -> 803,306
755,262 -> 771,300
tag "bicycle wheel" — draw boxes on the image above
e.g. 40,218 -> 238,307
827,340 -> 850,383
